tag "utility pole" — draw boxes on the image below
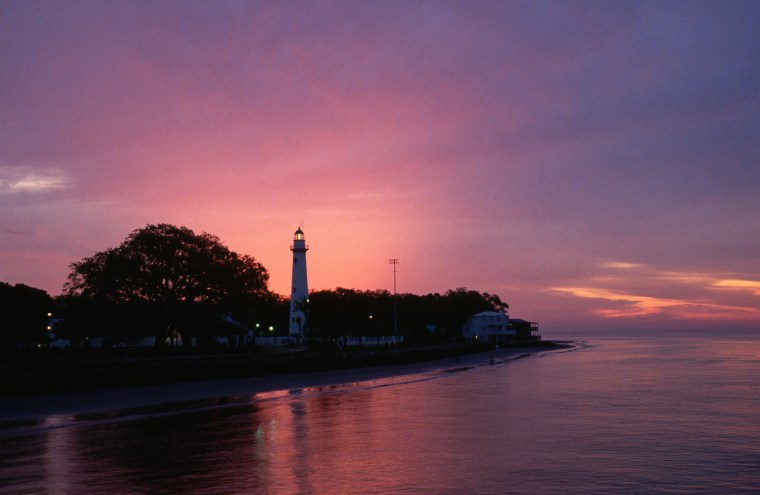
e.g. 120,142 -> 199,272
389,258 -> 399,344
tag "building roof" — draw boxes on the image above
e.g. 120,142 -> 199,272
470,311 -> 506,318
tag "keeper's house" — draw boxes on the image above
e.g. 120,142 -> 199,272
462,311 -> 514,345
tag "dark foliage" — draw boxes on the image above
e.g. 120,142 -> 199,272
307,287 -> 508,344
0,282 -> 52,349
62,224 -> 275,347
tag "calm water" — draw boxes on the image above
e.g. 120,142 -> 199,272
2,333 -> 760,494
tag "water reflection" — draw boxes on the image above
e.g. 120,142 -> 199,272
42,386 -> 402,494
44,416 -> 76,494
3,338 -> 760,494
71,402 -> 261,494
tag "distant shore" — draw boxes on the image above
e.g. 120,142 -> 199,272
0,341 -> 570,421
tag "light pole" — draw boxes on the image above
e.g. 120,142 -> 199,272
389,258 -> 399,344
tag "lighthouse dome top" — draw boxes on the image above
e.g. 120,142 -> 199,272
294,227 -> 304,241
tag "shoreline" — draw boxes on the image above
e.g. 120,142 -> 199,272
2,341 -> 563,397
0,342 -> 573,422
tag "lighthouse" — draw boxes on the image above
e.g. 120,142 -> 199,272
289,227 -> 309,340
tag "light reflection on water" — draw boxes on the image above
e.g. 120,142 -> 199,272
2,335 -> 760,494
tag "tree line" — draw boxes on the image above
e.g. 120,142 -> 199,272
307,287 -> 508,345
3,224 -> 508,350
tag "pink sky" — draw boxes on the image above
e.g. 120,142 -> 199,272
2,1 -> 759,334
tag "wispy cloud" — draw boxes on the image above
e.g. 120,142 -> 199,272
552,286 -> 683,317
552,261 -> 760,322
0,167 -> 71,193
713,279 -> 760,296
601,261 -> 644,270
1,228 -> 33,236
552,286 -> 760,320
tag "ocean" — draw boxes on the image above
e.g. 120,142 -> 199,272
2,332 -> 760,494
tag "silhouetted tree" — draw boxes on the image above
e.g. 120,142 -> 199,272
64,224 -> 272,347
0,282 -> 52,349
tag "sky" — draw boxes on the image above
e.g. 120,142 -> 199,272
2,0 -> 759,334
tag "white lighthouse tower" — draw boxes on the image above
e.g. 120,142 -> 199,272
289,227 -> 309,340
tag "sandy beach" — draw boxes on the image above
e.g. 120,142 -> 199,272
0,344 -> 568,422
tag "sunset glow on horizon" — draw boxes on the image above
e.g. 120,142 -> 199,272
2,1 -> 759,333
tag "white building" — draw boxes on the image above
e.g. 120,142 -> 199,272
461,311 -> 514,345
289,227 -> 309,340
